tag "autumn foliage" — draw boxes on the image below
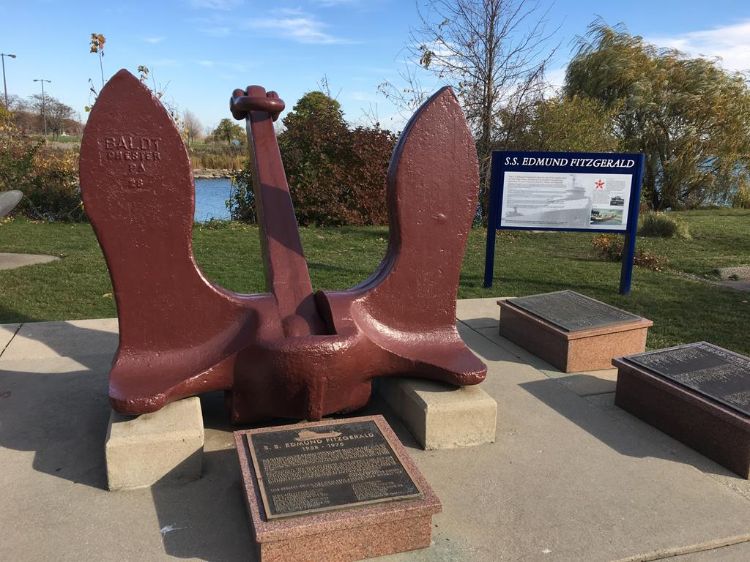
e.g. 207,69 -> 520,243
230,91 -> 397,226
0,107 -> 83,221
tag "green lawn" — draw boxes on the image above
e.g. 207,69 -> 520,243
0,209 -> 748,355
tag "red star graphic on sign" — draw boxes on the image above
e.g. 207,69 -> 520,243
594,179 -> 605,190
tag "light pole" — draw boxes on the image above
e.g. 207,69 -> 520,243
1,53 -> 16,109
33,78 -> 51,136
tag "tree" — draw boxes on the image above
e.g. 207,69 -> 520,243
403,0 -> 556,220
497,95 -> 619,153
212,118 -> 245,145
183,110 -> 203,147
29,94 -> 74,137
231,91 -> 396,226
565,22 -> 750,209
278,91 -> 358,225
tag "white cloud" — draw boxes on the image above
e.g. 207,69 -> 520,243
649,20 -> 750,73
143,36 -> 164,44
189,0 -> 242,10
243,11 -> 350,44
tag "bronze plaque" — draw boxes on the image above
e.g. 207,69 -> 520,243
245,419 -> 422,519
626,342 -> 750,416
509,290 -> 642,332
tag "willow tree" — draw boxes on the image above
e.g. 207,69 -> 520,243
565,22 -> 750,209
406,0 -> 556,221
497,95 -> 619,153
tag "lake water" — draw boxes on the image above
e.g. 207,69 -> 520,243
194,178 -> 232,222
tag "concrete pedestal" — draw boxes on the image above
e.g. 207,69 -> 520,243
377,377 -> 497,449
498,300 -> 652,373
105,397 -> 204,491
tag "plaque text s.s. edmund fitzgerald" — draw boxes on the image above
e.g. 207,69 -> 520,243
246,420 -> 422,519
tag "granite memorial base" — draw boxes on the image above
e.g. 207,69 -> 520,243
105,397 -> 204,491
234,415 -> 441,562
376,377 -> 497,449
614,343 -> 750,479
498,291 -> 652,373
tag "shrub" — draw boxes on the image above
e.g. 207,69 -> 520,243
20,148 -> 84,221
638,211 -> 690,239
0,108 -> 84,221
229,91 -> 397,226
733,184 -> 750,209
591,234 -> 667,271
281,92 -> 396,226
227,165 -> 257,223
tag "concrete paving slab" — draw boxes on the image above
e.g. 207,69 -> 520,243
669,540 -> 750,561
1,318 -> 119,360
456,297 -> 505,329
0,323 -> 19,355
0,252 -> 60,270
1,303 -> 750,561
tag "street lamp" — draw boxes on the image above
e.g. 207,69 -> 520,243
33,78 -> 51,136
1,53 -> 16,109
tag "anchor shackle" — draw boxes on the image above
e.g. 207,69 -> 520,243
230,87 -> 285,121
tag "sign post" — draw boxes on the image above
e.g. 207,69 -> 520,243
483,151 -> 645,294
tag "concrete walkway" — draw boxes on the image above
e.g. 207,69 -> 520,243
0,252 -> 60,271
0,299 -> 748,561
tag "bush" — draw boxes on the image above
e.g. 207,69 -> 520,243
733,184 -> 750,208
229,91 -> 397,226
227,165 -> 257,223
20,148 -> 84,221
0,108 -> 84,221
591,234 -> 667,271
638,211 -> 690,239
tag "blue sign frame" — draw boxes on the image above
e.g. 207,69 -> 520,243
483,150 -> 646,295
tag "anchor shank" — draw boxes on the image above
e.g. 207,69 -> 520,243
241,85 -> 325,336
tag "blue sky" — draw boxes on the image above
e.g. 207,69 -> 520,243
3,0 -> 750,132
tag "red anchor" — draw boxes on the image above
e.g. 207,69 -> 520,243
80,70 -> 486,423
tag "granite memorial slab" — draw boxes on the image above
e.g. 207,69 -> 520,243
498,290 -> 652,372
615,342 -> 750,478
509,290 -> 642,332
235,415 -> 441,562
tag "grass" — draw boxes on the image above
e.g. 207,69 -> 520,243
0,209 -> 748,355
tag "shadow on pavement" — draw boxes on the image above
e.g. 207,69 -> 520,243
152,450 -> 257,562
519,377 -> 740,479
0,350 -> 112,489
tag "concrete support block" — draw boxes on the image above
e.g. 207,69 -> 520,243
377,378 -> 497,450
105,397 -> 204,491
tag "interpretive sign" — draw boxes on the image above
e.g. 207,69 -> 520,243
484,151 -> 645,294
244,419 -> 422,519
509,290 -> 643,332
626,342 -> 750,417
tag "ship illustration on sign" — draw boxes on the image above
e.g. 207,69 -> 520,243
295,429 -> 343,441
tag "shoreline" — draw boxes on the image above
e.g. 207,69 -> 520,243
193,169 -> 235,179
